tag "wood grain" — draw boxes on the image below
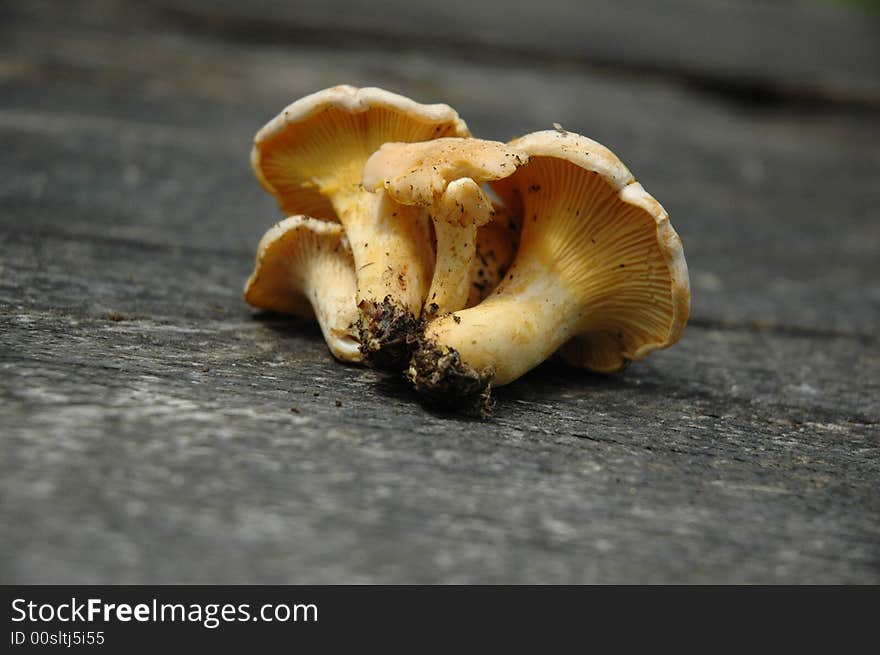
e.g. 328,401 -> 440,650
1,0 -> 878,583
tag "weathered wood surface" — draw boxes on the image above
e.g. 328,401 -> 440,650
161,0 -> 880,106
1,0 -> 878,583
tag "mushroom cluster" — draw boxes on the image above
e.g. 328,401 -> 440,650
245,85 -> 690,416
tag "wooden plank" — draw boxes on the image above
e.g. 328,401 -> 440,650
154,0 -> 880,107
1,3 -> 878,584
10,0 -> 876,105
2,309 -> 878,583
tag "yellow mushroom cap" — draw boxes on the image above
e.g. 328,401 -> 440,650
490,129 -> 690,373
244,215 -> 361,363
251,86 -> 471,218
362,137 -> 528,207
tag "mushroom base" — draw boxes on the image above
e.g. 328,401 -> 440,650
357,296 -> 420,370
407,339 -> 494,418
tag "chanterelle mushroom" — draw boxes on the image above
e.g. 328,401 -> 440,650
244,215 -> 361,363
408,130 -> 690,416
251,85 -> 470,368
363,138 -> 528,317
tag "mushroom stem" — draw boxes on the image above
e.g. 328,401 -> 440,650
332,187 -> 434,367
425,215 -> 478,318
420,178 -> 494,318
412,259 -> 576,392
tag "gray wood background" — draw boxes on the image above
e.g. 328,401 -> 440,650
1,0 -> 878,583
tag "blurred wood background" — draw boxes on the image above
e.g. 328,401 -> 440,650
1,0 -> 878,583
